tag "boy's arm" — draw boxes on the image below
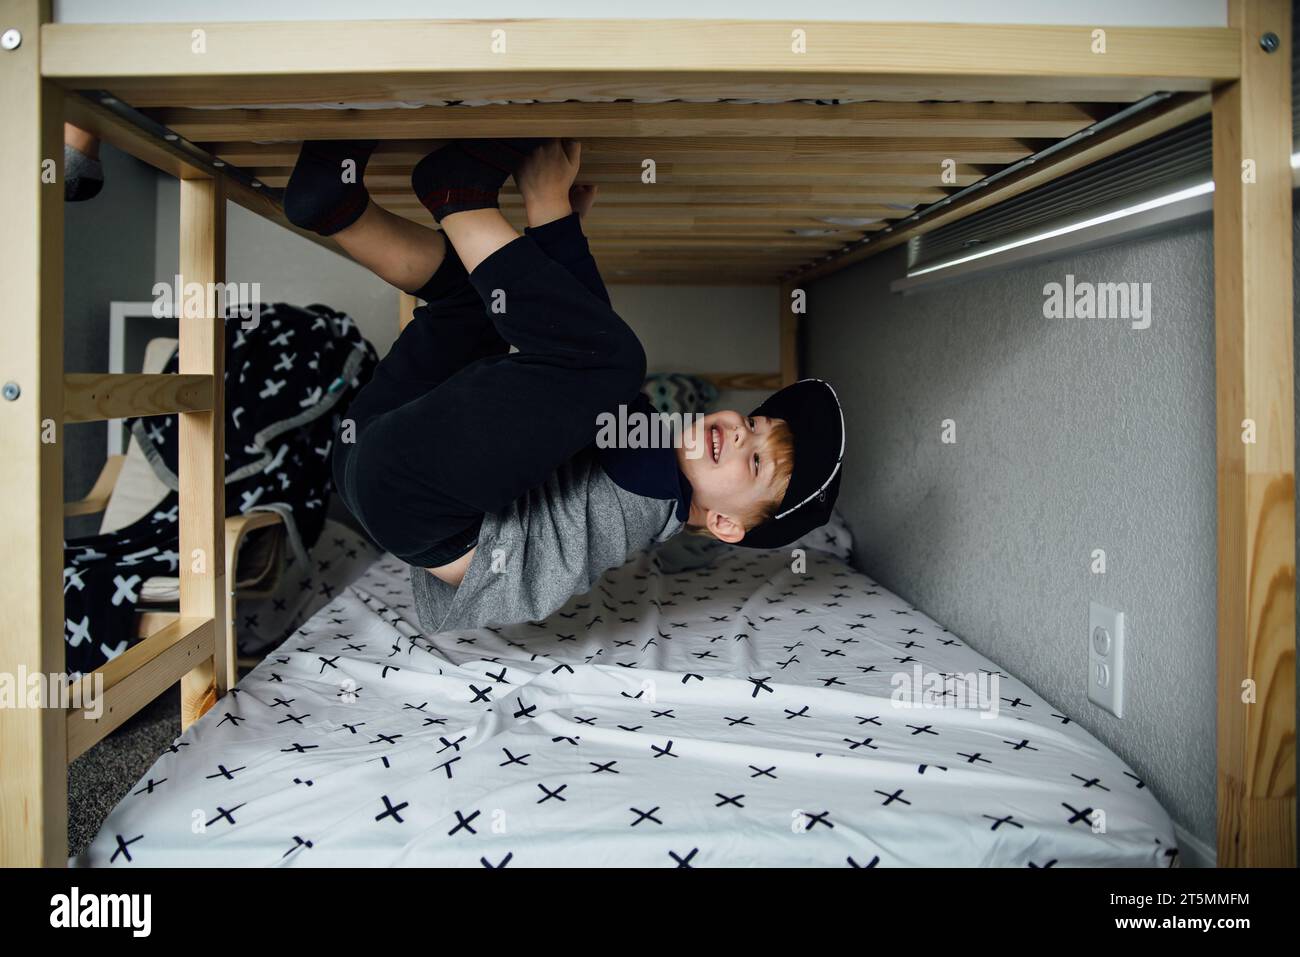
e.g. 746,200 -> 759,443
516,141 -> 612,306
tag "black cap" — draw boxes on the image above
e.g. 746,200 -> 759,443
737,378 -> 844,549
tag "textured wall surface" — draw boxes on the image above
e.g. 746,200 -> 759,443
805,220 -> 1222,846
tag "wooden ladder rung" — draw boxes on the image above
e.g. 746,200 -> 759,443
66,616 -> 215,761
63,372 -> 213,423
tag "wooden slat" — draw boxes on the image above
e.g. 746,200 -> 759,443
177,178 -> 230,731
1211,0 -> 1295,869
600,267 -> 808,278
602,261 -> 781,271
601,258 -> 777,267
66,618 -> 214,761
150,101 -> 1108,142
579,223 -> 883,237
40,20 -> 1239,107
600,250 -> 828,263
607,271 -> 771,284
590,238 -> 848,250
376,198 -> 912,222
255,161 -> 988,189
70,74 -> 1219,111
63,372 -> 213,422
0,0 -> 65,869
209,137 -> 1043,167
610,279 -> 769,286
93,76 -> 1226,110
378,183 -> 950,204
77,616 -> 209,699
790,91 -> 1214,281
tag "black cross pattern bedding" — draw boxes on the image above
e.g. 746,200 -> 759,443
61,303 -> 378,677
74,516 -> 1178,867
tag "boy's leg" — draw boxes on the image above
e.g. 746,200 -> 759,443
64,123 -> 103,202
282,138 -> 513,420
347,210 -> 646,566
284,140 -> 451,294
333,202 -> 451,295
525,211 -> 611,306
340,240 -> 506,434
338,139 -> 638,566
329,228 -> 508,554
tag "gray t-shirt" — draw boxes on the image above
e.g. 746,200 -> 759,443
409,447 -> 682,634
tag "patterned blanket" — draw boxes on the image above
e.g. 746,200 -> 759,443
62,303 -> 377,676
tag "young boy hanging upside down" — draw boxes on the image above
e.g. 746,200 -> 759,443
283,137 -> 845,634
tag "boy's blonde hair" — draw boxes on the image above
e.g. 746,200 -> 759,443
686,417 -> 795,539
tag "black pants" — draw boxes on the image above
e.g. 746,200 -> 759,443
332,213 -> 644,567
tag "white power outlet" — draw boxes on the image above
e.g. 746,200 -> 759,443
1087,602 -> 1125,718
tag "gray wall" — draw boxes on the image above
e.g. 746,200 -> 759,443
63,144 -> 159,539
608,283 -> 777,414
805,216 -> 1223,847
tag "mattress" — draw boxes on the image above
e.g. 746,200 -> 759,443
51,0 -> 1227,28
73,523 -> 1178,867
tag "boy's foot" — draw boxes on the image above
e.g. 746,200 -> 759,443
64,123 -> 103,202
64,144 -> 103,202
283,139 -> 379,236
411,138 -> 545,223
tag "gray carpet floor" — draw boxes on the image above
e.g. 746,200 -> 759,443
67,504 -> 374,858
67,684 -> 183,859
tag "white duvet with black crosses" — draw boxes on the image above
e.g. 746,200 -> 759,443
74,531 -> 1178,868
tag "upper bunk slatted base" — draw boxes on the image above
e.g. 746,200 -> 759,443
41,18 -> 1237,283
63,90 -> 1215,284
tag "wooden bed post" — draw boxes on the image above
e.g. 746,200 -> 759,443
0,0 -> 66,867
177,177 -> 231,729
1211,0 -> 1296,867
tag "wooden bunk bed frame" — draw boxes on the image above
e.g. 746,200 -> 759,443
0,0 -> 1292,868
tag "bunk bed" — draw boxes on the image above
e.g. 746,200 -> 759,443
0,2 -> 1293,867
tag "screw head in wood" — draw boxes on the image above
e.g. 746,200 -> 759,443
1,28 -> 21,50
2,381 -> 21,400
1260,31 -> 1280,53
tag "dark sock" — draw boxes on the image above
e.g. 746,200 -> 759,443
411,138 -> 545,223
408,240 -> 469,301
283,139 -> 378,236
64,144 -> 103,203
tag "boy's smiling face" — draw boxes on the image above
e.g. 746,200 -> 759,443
675,410 -> 792,543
